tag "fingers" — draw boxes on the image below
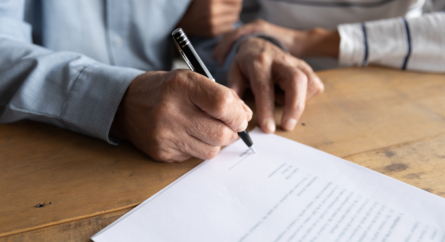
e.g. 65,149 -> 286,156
248,56 -> 276,133
148,127 -> 223,162
227,63 -> 253,121
184,72 -> 249,133
270,55 -> 323,131
184,135 -> 222,160
185,109 -> 239,147
276,67 -> 308,131
296,60 -> 324,99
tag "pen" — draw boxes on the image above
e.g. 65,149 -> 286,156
172,28 -> 256,154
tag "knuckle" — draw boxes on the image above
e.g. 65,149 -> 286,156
169,69 -> 184,78
213,126 -> 233,145
300,60 -> 314,72
157,152 -> 172,162
169,70 -> 189,86
213,127 -> 227,144
294,101 -> 305,114
288,69 -> 300,81
215,89 -> 235,117
153,102 -> 175,120
295,70 -> 308,83
297,102 -> 305,111
309,77 -> 324,96
299,59 -> 310,67
255,52 -> 269,64
229,88 -> 239,97
150,149 -> 172,162
204,147 -> 220,160
176,155 -> 191,162
151,128 -> 167,148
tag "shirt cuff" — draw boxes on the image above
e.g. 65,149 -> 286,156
60,63 -> 144,144
338,22 -> 365,66
338,18 -> 409,69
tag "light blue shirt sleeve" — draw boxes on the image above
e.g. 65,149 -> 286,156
0,0 -> 144,144
0,0 -> 280,146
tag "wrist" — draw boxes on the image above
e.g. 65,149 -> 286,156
110,74 -> 147,141
298,28 -> 340,59
110,98 -> 128,141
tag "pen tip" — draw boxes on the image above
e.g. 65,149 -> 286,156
250,146 -> 257,154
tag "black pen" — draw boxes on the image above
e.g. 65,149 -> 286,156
172,28 -> 256,153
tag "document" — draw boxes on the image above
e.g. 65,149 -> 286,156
92,128 -> 445,242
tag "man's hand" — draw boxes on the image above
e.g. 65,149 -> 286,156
213,19 -> 340,65
228,37 -> 324,133
111,70 -> 252,162
177,0 -> 242,37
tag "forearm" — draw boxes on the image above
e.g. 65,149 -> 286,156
244,21 -> 340,59
293,28 -> 340,59
0,0 -> 145,143
0,38 -> 143,144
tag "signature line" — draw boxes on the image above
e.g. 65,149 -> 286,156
229,150 -> 254,170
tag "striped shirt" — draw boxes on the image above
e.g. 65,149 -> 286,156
242,0 -> 445,72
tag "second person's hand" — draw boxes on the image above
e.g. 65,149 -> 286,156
229,37 -> 324,133
213,19 -> 340,65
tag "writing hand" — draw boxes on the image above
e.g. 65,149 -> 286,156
111,70 -> 252,162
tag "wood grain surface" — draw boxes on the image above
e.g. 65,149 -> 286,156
1,66 -> 445,241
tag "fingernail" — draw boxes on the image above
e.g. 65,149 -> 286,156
239,119 -> 248,131
264,118 -> 275,133
284,118 -> 297,131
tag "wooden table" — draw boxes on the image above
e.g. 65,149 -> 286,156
1,66 -> 445,242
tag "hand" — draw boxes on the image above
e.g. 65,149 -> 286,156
111,70 -> 252,162
213,19 -> 340,65
228,37 -> 324,133
177,0 -> 242,37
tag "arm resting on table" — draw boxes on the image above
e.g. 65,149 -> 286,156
0,1 -> 144,144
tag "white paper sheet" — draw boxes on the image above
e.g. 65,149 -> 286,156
92,128 -> 445,242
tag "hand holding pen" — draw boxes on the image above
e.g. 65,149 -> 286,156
111,68 -> 253,162
172,28 -> 256,153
